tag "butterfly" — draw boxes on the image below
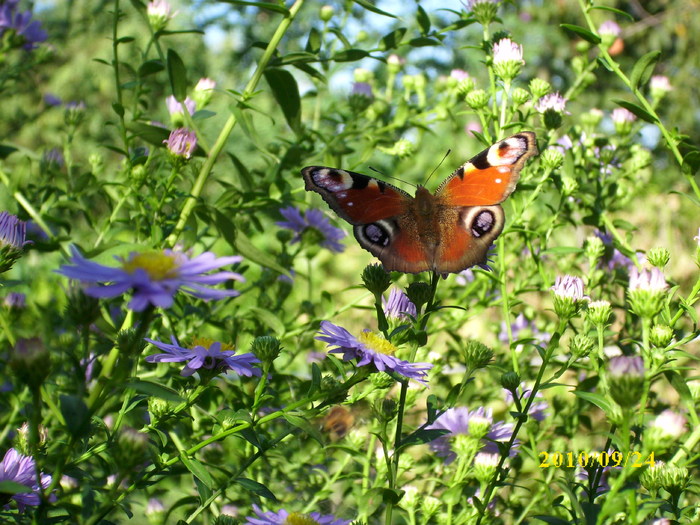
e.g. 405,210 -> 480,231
301,132 -> 538,274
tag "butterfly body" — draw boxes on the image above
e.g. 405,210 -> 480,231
302,132 -> 538,274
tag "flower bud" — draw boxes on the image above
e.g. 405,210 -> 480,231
528,78 -> 551,100
465,89 -> 489,109
192,77 -> 216,108
361,263 -> 391,296
10,338 -> 50,389
511,87 -> 530,106
319,4 -> 334,22
649,75 -> 672,101
607,355 -> 645,408
649,324 -> 673,348
251,335 -> 282,364
540,148 -> 563,170
585,236 -> 605,267
551,275 -> 589,320
581,108 -> 604,129
587,300 -> 612,328
473,452 -> 499,483
646,247 -> 670,269
370,371 -> 395,389
570,333 -> 595,359
405,281 -> 432,312
500,371 -> 520,392
463,340 -> 494,370
627,267 -> 667,319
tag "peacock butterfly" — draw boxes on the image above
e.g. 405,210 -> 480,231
301,132 -> 538,274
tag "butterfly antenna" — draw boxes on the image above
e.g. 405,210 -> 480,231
368,166 -> 417,189
424,149 -> 452,186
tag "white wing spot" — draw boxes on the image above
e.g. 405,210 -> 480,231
495,178 -> 502,184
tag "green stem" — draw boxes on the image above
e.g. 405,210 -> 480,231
476,320 -> 567,525
165,0 -> 306,247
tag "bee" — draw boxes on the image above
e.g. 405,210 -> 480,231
322,406 -> 355,440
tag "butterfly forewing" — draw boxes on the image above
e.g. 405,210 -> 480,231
302,167 -> 410,223
436,132 -> 538,206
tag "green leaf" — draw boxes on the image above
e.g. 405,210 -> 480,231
408,36 -> 442,47
60,395 -> 90,437
0,481 -> 33,495
416,5 -> 431,34
664,370 -> 694,407
127,122 -> 171,147
571,391 -> 611,413
352,0 -> 397,18
398,429 -> 449,450
248,307 -> 285,334
613,99 -> 658,123
630,50 -> 661,90
112,102 -> 124,118
180,455 -> 215,489
332,48 -> 371,62
235,477 -> 278,501
381,488 -> 404,505
283,413 -> 324,445
138,59 -> 165,77
560,24 -> 601,44
124,380 -> 185,403
681,149 -> 700,175
590,5 -> 635,20
232,229 -> 290,277
218,0 -> 289,14
305,27 -> 322,54
167,48 -> 188,101
263,68 -> 301,133
0,144 -> 18,159
380,27 -> 407,50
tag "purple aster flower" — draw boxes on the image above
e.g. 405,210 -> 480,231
551,275 -> 588,301
535,92 -> 569,114
0,448 -> 52,511
163,128 -> 197,159
165,95 -> 195,116
382,288 -> 416,320
611,107 -> 636,124
608,355 -> 644,378
276,206 -> 346,253
145,336 -> 260,377
427,407 -> 518,463
3,292 -> 25,309
315,321 -> 432,384
598,20 -> 621,37
492,38 -> 523,65
0,2 -> 47,50
498,313 -> 550,346
43,93 -> 62,106
504,383 -> 548,421
56,246 -> 245,311
629,267 -> 666,292
351,82 -> 373,99
577,462 -> 612,496
244,504 -> 351,525
0,211 -> 30,250
455,268 -> 476,285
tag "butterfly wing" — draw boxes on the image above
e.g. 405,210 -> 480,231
302,166 -> 433,272
432,132 -> 538,273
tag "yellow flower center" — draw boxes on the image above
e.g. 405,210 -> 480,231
122,251 -> 179,280
190,337 -> 234,352
284,513 -> 320,525
358,331 -> 397,355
